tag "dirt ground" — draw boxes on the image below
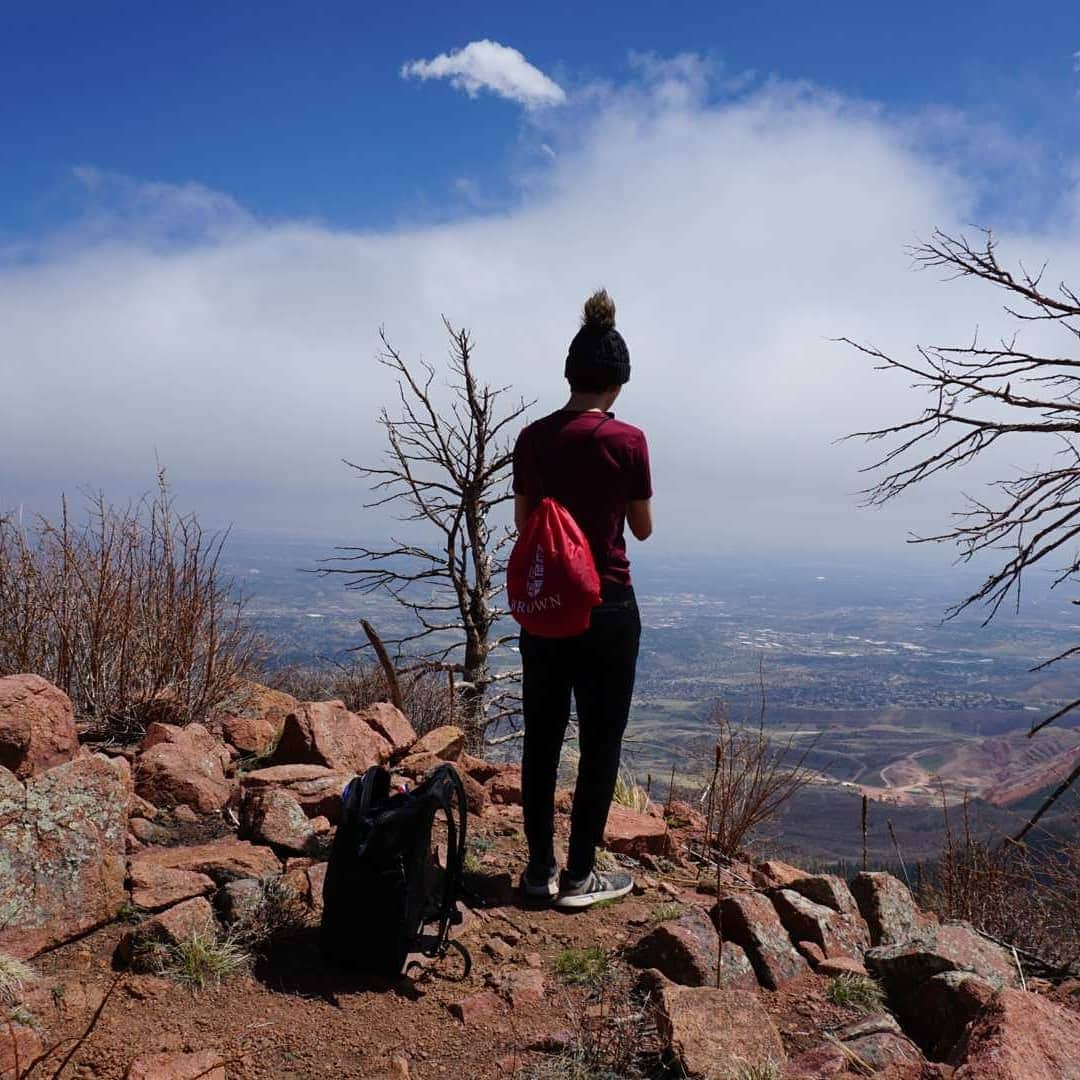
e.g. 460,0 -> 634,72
11,805 -> 948,1079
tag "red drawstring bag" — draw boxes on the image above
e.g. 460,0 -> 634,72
507,497 -> 602,637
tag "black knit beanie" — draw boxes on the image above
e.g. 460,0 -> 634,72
564,289 -> 630,384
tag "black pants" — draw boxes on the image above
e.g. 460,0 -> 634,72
520,582 -> 641,881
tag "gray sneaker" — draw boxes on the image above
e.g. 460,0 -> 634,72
519,865 -> 559,901
554,869 -> 634,910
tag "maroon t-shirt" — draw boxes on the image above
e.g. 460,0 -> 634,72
512,409 -> 652,587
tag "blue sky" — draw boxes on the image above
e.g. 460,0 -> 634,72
3,4 -> 1080,558
4,1 -> 1079,240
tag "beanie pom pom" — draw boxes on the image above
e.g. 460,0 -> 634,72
582,289 -> 616,330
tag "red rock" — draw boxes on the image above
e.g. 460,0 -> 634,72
772,888 -> 869,959
866,921 -> 1020,995
0,754 -> 131,958
129,861 -> 215,911
952,988 -> 1080,1079
492,968 -> 546,1007
0,674 -> 78,779
851,871 -> 936,947
603,803 -> 670,857
789,873 -> 865,923
354,702 -> 416,754
134,723 -> 232,813
461,771 -> 488,815
126,1049 -> 226,1080
306,862 -> 328,917
243,786 -> 316,855
783,1041 -> 847,1078
752,859 -> 807,891
219,680 -> 301,728
797,940 -> 827,967
650,979 -> 786,1078
817,956 -> 869,977
0,1021 -> 42,1080
461,753 -> 500,784
717,892 -> 809,990
118,896 -> 217,968
270,701 -> 391,772
131,838 -> 280,885
396,751 -> 442,778
628,907 -> 756,989
411,725 -> 465,762
449,989 -> 503,1024
221,714 -> 278,756
908,971 -> 996,1060
843,1030 -> 924,1073
241,763 -> 351,821
487,763 -> 523,805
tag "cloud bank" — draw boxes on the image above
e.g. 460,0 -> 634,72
3,63 -> 1078,564
401,39 -> 566,109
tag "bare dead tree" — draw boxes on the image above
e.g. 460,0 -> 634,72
844,227 -> 1080,832
323,320 -> 532,750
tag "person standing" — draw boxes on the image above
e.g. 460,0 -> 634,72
512,289 -> 653,909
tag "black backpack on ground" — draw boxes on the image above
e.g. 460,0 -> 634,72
320,762 -> 471,979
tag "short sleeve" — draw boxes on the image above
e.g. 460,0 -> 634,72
512,426 -> 537,497
628,431 -> 652,500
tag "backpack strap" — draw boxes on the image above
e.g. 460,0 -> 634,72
343,765 -> 390,828
422,765 -> 472,977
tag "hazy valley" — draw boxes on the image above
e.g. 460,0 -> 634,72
224,534 -> 1080,866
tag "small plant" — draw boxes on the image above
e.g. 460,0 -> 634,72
552,948 -> 611,987
731,1062 -> 783,1080
825,974 -> 886,1014
649,903 -> 685,924
0,952 -> 33,1006
230,876 -> 310,956
164,928 -> 250,989
517,977 -> 650,1079
593,849 -> 618,873
612,765 -> 650,814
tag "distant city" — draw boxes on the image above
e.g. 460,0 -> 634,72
222,532 -> 1080,864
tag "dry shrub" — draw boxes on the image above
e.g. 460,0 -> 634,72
919,798 -> 1080,973
268,661 -> 453,736
0,477 -> 262,740
702,697 -> 816,858
519,977 -> 655,1080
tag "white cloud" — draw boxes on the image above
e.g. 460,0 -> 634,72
2,66 -> 1078,563
401,39 -> 566,109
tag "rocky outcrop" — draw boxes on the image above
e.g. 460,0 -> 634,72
240,764 -> 351,822
716,892 -> 809,990
410,725 -> 464,762
221,714 -> 279,757
134,723 -> 232,813
771,887 -> 869,959
851,871 -> 936,947
0,674 -> 78,779
603,804 -> 670,857
952,988 -> 1080,1079
117,896 -> 217,968
128,860 -> 215,911
866,921 -> 1020,995
648,976 -> 785,1079
270,701 -> 391,773
626,907 -> 756,989
242,786 -> 319,855
486,762 -> 523,805
0,754 -> 131,958
354,702 -> 416,755
129,838 -> 280,886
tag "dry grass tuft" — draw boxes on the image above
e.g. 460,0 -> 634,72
0,953 -> 33,1006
